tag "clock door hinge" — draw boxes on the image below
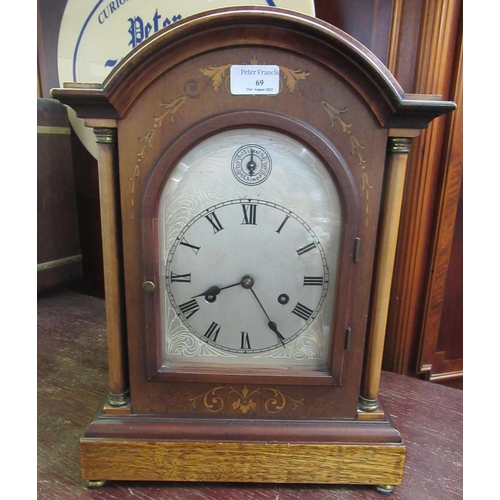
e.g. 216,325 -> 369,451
344,327 -> 352,350
354,237 -> 361,263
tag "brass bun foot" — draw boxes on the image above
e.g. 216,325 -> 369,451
374,484 -> 395,495
86,480 -> 106,489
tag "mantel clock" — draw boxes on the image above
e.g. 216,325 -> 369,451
52,7 -> 455,493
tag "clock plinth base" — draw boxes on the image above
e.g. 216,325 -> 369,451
79,403 -> 406,487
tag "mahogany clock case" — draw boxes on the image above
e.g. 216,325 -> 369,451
101,12 -> 387,420
51,6 -> 455,486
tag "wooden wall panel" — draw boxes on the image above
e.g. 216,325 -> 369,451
37,0 -> 66,98
417,33 -> 463,385
37,98 -> 83,293
386,0 -> 424,91
314,0 -> 394,65
383,0 -> 463,388
315,0 -> 463,388
37,0 -> 104,298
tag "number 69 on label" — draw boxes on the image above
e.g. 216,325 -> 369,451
230,65 -> 280,95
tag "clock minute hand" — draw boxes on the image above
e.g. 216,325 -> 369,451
247,287 -> 286,347
267,320 -> 286,345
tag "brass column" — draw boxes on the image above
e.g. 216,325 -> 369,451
359,132 -> 417,411
92,123 -> 130,407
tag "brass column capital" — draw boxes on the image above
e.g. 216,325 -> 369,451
93,127 -> 117,144
387,136 -> 413,154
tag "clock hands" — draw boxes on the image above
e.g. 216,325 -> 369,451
246,149 -> 257,175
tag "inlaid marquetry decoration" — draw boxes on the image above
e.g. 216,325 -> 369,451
322,101 -> 374,227
187,385 -> 304,414
200,60 -> 309,94
129,58 -> 310,218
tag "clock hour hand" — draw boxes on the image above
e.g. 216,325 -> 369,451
191,282 -> 240,300
191,285 -> 221,299
193,275 -> 256,301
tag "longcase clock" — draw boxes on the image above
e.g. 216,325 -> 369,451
52,7 -> 455,492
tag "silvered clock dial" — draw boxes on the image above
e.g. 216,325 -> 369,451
158,128 -> 342,371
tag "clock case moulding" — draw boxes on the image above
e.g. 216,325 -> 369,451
52,6 -> 455,490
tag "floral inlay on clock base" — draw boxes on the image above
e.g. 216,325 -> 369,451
186,385 -> 304,414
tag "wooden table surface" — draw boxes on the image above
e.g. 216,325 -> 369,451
37,291 -> 463,499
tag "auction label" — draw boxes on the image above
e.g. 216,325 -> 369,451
230,65 -> 280,95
